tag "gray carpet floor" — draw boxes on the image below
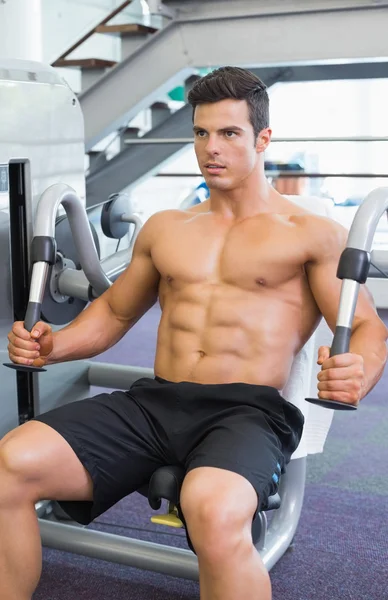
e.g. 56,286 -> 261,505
34,305 -> 388,599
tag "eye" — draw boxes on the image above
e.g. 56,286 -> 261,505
195,130 -> 207,138
225,131 -> 237,138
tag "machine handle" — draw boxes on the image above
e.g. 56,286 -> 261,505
305,324 -> 357,411
3,261 -> 50,373
329,325 -> 352,357
24,302 -> 42,334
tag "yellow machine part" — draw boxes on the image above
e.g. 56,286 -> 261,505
151,504 -> 183,528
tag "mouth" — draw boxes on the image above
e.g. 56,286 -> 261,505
204,163 -> 226,174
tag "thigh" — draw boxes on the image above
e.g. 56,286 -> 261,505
183,391 -> 303,512
0,420 -> 94,502
34,389 -> 170,523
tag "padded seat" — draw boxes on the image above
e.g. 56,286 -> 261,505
137,465 -> 281,551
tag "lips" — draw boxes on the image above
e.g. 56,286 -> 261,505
204,163 -> 226,174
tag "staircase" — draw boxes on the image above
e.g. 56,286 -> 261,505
49,0 -> 388,208
51,0 -> 159,93
50,0 -> 197,208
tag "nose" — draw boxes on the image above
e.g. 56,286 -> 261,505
204,134 -> 220,156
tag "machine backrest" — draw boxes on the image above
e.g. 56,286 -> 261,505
281,195 -> 336,460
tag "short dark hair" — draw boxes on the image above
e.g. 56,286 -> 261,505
187,66 -> 269,140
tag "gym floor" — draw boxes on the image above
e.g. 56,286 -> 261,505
34,305 -> 388,600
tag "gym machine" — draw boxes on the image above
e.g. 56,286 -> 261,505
0,58 -> 307,576
12,180 -> 305,573
11,182 -> 388,578
2,59 -> 388,580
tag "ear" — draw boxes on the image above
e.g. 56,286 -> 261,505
256,127 -> 272,153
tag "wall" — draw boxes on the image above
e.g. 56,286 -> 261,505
0,0 -> 42,61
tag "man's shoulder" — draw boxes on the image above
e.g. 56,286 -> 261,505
145,208 -> 194,228
293,210 -> 345,236
294,212 -> 348,263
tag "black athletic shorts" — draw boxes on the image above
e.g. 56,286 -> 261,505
35,376 -> 304,527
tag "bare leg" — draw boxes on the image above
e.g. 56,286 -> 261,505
0,499 -> 42,600
198,542 -> 271,600
0,422 -> 93,600
181,467 -> 272,600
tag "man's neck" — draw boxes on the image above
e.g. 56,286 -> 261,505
209,176 -> 278,221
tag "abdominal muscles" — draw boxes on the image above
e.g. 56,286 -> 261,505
154,280 -> 319,388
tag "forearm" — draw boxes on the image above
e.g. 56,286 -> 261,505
349,321 -> 388,398
46,295 -> 130,365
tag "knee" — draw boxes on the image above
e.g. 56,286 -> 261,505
180,477 -> 255,561
0,430 -> 37,505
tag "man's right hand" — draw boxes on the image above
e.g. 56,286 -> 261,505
7,321 -> 54,368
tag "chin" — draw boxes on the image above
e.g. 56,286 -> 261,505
206,178 -> 235,191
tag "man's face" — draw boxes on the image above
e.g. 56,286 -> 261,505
193,98 -> 267,192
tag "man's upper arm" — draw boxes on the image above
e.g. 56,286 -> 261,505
103,214 -> 161,326
305,217 -> 379,333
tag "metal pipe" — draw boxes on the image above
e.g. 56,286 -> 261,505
346,187 -> 388,251
38,457 -> 306,576
121,213 -> 142,240
98,247 -> 133,281
29,262 -> 50,304
57,247 -> 134,301
125,138 -> 194,144
87,363 -> 154,389
56,213 -> 141,301
39,519 -> 200,581
269,136 -> 388,143
57,269 -> 91,303
260,457 -> 306,570
39,458 -> 306,577
124,136 -> 388,145
266,172 -> 388,179
34,183 -> 111,296
35,501 -> 51,519
336,280 -> 360,329
306,187 -> 388,410
156,172 -> 388,179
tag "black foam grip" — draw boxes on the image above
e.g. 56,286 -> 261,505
31,236 -> 57,265
336,247 -> 370,284
24,302 -> 41,333
330,326 -> 352,357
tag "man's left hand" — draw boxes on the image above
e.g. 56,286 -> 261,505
317,346 -> 366,407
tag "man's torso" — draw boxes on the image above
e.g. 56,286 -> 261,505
149,198 -> 331,389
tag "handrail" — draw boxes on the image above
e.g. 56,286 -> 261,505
51,0 -> 134,66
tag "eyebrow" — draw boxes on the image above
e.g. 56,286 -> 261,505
193,125 -> 244,133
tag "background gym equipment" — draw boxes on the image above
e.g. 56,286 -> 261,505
3,182 -> 111,374
41,214 -> 100,325
0,60 -> 88,427
101,191 -> 142,243
4,185 -> 143,370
